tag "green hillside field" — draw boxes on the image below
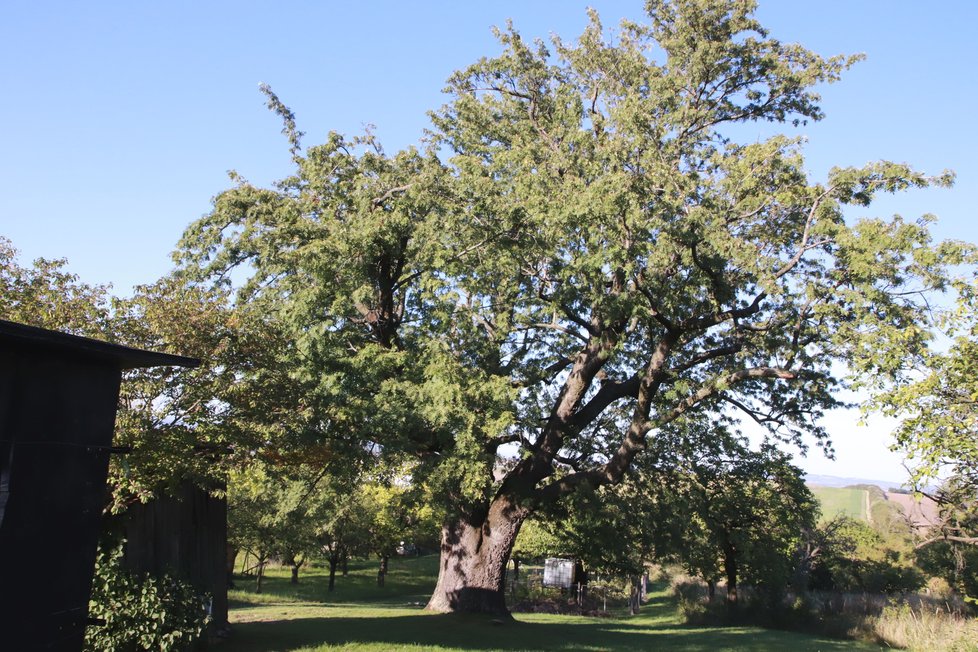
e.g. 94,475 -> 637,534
810,486 -> 868,521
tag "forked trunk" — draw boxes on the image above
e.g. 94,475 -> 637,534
425,497 -> 526,615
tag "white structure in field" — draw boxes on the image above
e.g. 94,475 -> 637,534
543,558 -> 575,588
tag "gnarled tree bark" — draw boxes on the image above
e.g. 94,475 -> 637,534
425,496 -> 527,616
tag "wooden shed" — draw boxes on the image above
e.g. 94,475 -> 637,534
0,319 -> 198,651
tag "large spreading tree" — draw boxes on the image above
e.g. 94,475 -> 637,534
177,0 -> 968,614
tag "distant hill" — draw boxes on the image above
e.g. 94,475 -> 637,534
805,473 -> 905,490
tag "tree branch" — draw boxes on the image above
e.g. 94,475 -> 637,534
371,184 -> 412,210
570,375 -> 641,430
916,534 -> 978,549
537,366 -> 798,499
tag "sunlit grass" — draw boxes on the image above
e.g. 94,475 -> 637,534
811,486 -> 868,521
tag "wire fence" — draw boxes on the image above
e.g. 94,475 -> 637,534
505,565 -> 650,614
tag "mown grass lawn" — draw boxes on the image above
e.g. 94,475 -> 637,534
222,557 -> 880,651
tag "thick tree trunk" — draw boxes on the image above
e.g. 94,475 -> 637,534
291,559 -> 303,584
425,497 -> 526,615
723,541 -> 738,605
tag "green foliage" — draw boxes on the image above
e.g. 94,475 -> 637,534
700,448 -> 818,599
0,238 -> 284,509
807,516 -> 923,593
227,464 -> 286,583
85,542 -> 209,652
0,236 -> 110,336
873,280 -> 978,490
228,457 -> 439,592
521,476 -> 660,575
916,534 -> 978,601
173,1 -> 972,607
359,481 -> 439,560
870,279 -> 978,562
229,460 -> 355,588
512,517 -> 563,562
109,277 -> 260,509
177,0 -> 966,516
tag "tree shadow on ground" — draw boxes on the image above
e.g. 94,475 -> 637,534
226,569 -> 877,652
225,610 -> 873,652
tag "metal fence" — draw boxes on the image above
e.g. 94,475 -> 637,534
505,565 -> 649,614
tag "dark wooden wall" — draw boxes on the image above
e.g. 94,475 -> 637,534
119,482 -> 229,630
0,346 -> 121,651
0,320 -> 200,651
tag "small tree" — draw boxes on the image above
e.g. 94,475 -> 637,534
360,483 -> 406,587
226,466 -> 279,592
656,439 -> 818,605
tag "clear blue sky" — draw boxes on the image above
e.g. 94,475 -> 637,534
2,1 -> 976,483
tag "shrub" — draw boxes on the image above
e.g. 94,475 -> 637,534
925,576 -> 955,600
84,542 -> 210,652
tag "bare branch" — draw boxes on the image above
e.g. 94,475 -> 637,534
916,534 -> 978,549
371,184 -> 412,210
524,321 -> 590,343
671,342 -> 743,375
682,291 -> 766,331
774,186 -> 835,279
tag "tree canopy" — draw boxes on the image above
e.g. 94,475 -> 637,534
175,0 -> 970,613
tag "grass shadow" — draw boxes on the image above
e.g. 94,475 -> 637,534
225,559 -> 879,651
224,610 -> 874,652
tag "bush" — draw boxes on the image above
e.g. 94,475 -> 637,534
671,570 -> 978,649
925,576 -> 955,600
84,542 -> 210,652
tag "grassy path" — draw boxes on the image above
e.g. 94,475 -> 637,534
221,558 -> 879,651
